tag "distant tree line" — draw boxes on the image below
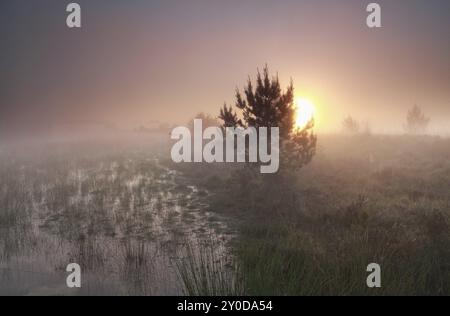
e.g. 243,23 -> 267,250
341,105 -> 430,136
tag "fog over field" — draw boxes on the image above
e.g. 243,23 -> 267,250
0,0 -> 449,296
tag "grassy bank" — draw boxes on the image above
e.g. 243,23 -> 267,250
170,135 -> 450,295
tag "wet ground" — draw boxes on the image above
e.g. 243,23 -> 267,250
0,141 -> 236,295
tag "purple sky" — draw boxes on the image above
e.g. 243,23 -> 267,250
1,0 -> 449,134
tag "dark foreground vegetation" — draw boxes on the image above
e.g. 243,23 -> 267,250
1,134 -> 449,295
171,134 -> 450,295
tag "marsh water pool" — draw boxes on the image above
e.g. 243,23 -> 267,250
0,138 -> 237,295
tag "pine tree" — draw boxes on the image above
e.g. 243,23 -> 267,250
405,105 -> 430,135
219,66 -> 317,171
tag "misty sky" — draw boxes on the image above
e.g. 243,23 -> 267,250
1,0 -> 449,134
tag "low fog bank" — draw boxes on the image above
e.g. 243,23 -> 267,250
0,126 -> 171,159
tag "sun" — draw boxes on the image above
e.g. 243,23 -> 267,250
295,97 -> 315,129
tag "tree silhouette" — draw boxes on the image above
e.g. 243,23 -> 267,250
219,66 -> 317,171
342,116 -> 360,135
405,105 -> 430,135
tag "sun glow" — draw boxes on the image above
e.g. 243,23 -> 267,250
295,98 -> 315,129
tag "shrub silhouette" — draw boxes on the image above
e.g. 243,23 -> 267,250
342,116 -> 360,135
188,112 -> 221,131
